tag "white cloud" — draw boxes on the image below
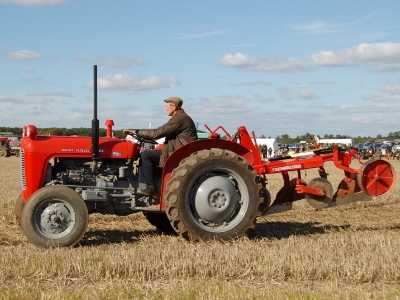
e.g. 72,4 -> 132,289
188,95 -> 270,135
24,66 -> 35,72
254,94 -> 275,103
26,92 -> 75,98
233,80 -> 273,87
308,42 -> 400,67
309,80 -> 337,85
309,102 -> 398,116
6,50 -> 41,60
87,73 -> 180,91
361,83 -> 400,102
73,55 -> 145,68
177,30 -> 226,39
333,103 -> 397,114
371,63 -> 400,73
380,84 -> 400,94
22,98 -> 55,104
0,0 -> 68,6
0,94 -> 15,102
289,21 -> 327,32
99,103 -> 133,111
308,50 -> 355,66
0,96 -> 52,106
278,87 -> 319,101
288,14 -> 386,36
217,52 -> 309,73
21,76 -> 43,82
375,94 -> 400,102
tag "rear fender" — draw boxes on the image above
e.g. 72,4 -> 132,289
160,139 -> 256,210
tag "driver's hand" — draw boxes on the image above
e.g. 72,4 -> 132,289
123,129 -> 137,135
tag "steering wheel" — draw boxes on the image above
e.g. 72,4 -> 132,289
128,132 -> 158,145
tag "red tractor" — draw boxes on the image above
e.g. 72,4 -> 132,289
15,67 -> 396,248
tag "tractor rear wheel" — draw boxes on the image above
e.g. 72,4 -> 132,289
165,149 -> 265,241
20,186 -> 88,248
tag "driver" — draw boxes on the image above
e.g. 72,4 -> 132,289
123,96 -> 198,199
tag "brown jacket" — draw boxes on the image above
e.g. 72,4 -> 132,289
137,110 -> 198,167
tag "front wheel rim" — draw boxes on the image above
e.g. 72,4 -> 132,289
34,199 -> 76,239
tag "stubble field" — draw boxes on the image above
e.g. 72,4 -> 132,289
0,156 -> 399,299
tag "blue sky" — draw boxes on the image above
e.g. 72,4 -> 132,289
1,0 -> 400,139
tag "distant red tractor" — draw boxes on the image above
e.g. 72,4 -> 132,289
0,136 -> 20,157
16,66 -> 396,248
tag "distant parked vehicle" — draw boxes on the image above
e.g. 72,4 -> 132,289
362,142 -> 372,150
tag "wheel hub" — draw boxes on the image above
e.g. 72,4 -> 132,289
37,201 -> 74,237
210,191 -> 227,208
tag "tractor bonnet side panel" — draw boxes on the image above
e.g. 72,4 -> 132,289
20,135 -> 139,201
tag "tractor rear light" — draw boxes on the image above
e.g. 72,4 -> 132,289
26,125 -> 38,139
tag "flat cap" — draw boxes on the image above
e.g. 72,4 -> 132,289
164,96 -> 183,108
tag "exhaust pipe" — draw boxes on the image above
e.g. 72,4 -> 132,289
92,65 -> 99,171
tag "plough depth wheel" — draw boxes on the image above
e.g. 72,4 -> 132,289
305,178 -> 334,209
357,159 -> 396,196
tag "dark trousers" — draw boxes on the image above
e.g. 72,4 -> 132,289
138,149 -> 161,186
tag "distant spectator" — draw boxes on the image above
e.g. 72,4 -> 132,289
268,146 -> 273,159
381,146 -> 387,159
261,144 -> 268,159
282,145 -> 289,156
392,143 -> 397,158
288,147 -> 295,156
373,147 -> 381,159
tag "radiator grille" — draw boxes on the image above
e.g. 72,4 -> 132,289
19,148 -> 26,190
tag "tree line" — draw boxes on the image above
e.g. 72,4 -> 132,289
1,126 -> 399,144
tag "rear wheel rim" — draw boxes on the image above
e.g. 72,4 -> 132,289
187,168 -> 250,233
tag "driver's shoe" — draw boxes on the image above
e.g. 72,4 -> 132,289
137,185 -> 159,200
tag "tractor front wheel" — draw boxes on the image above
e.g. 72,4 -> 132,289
15,192 -> 25,226
20,186 -> 88,248
165,149 -> 265,241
